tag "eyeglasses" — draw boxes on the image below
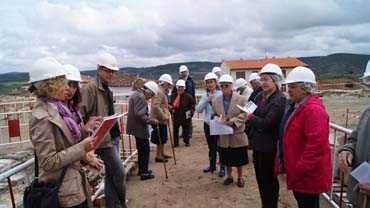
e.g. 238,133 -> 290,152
220,84 -> 231,88
260,78 -> 272,82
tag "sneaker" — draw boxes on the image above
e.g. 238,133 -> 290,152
138,169 -> 153,176
203,166 -> 216,173
140,174 -> 155,181
218,168 -> 225,177
185,143 -> 191,147
223,177 -> 234,186
237,178 -> 245,188
155,157 -> 168,163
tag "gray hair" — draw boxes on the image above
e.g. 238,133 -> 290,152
297,82 -> 315,93
268,74 -> 282,89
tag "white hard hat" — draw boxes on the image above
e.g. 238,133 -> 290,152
204,72 -> 218,81
143,81 -> 158,95
259,63 -> 283,79
179,65 -> 189,73
159,74 -> 173,85
362,59 -> 370,80
248,72 -> 261,82
28,57 -> 66,83
176,79 -> 186,89
219,74 -> 234,84
212,66 -> 222,74
97,52 -> 119,71
234,78 -> 248,90
64,64 -> 82,82
284,66 -> 316,84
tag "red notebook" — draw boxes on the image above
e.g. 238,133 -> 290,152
92,114 -> 122,149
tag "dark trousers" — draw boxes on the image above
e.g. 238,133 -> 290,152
174,123 -> 190,145
293,191 -> 320,208
135,137 -> 150,173
253,149 -> 279,208
204,123 -> 218,169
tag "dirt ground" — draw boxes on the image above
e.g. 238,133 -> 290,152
125,119 -> 331,208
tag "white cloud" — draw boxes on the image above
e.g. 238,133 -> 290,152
0,0 -> 369,73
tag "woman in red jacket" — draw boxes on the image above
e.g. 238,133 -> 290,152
280,67 -> 332,208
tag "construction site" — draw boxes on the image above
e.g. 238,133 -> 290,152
0,82 -> 368,207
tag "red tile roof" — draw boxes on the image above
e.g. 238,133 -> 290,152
223,57 -> 308,70
110,72 -> 140,87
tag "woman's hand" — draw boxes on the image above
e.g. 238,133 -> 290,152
206,95 -> 214,102
359,182 -> 370,196
82,116 -> 101,134
220,115 -> 233,126
85,151 -> 104,168
336,150 -> 353,173
82,136 -> 97,152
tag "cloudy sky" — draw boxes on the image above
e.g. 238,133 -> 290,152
1,0 -> 370,73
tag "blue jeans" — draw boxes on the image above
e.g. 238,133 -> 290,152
96,136 -> 126,208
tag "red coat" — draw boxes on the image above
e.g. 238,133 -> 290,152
283,95 -> 332,194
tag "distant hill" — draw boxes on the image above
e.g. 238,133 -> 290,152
1,53 -> 369,84
298,53 -> 370,76
0,72 -> 29,83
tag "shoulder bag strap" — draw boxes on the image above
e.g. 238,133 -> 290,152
55,166 -> 68,189
34,151 -> 39,178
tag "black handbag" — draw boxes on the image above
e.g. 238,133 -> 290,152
23,153 -> 68,208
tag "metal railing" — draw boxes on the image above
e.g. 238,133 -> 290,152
322,122 -> 353,208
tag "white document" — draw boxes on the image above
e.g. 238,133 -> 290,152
236,101 -> 257,114
186,110 -> 191,119
210,117 -> 233,135
350,161 -> 370,183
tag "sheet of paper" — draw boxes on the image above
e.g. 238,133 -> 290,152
236,101 -> 257,114
350,161 -> 370,183
209,117 -> 233,135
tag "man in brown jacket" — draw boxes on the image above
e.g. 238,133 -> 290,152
127,81 -> 158,180
150,74 -> 173,162
79,53 -> 126,208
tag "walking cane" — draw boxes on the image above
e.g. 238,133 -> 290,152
157,125 -> 168,179
167,119 -> 177,165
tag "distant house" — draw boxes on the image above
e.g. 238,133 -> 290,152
221,57 -> 308,81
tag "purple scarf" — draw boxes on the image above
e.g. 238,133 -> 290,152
40,97 -> 81,143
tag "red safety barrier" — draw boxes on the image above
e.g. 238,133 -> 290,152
7,115 -> 21,142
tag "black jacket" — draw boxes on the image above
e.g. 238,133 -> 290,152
247,89 -> 286,153
172,76 -> 196,100
248,86 -> 263,102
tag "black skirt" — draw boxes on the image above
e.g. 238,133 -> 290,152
150,124 -> 168,145
218,146 -> 249,167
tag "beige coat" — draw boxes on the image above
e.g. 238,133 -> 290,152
212,93 -> 248,148
239,85 -> 253,100
79,77 -> 112,148
30,98 -> 91,207
150,85 -> 171,125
